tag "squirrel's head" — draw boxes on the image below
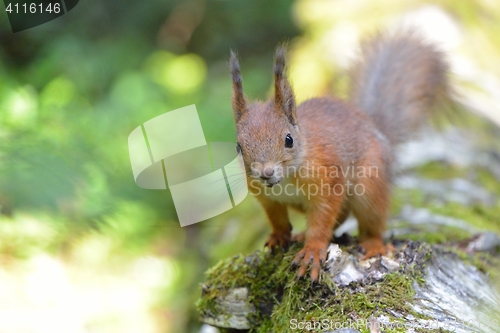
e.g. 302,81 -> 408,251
230,46 -> 304,187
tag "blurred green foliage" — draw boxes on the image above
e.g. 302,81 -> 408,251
0,0 -> 298,216
0,1 -> 299,332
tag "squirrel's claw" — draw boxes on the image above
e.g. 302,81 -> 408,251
265,232 -> 291,252
292,243 -> 328,282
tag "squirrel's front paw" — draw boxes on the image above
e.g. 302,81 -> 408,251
292,242 -> 328,282
265,232 -> 291,251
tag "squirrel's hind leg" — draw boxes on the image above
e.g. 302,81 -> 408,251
350,175 -> 391,259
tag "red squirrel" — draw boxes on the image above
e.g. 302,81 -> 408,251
229,30 -> 450,281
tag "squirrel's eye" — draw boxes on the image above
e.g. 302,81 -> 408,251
236,143 -> 242,154
285,134 -> 293,148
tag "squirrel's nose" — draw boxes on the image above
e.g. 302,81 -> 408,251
261,166 -> 275,179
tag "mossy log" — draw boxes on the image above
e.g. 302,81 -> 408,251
198,236 -> 500,333
198,126 -> 500,332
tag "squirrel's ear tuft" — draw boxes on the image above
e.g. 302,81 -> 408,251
229,50 -> 247,123
274,44 -> 297,126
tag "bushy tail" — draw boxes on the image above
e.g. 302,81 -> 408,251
348,30 -> 451,147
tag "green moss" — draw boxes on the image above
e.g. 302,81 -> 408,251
392,189 -> 472,246
392,164 -> 500,240
429,203 -> 500,234
196,248 -> 285,327
477,169 -> 500,197
414,162 -> 467,180
398,225 -> 471,245
198,243 -> 431,333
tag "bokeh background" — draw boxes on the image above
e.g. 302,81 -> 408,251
0,0 -> 500,332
